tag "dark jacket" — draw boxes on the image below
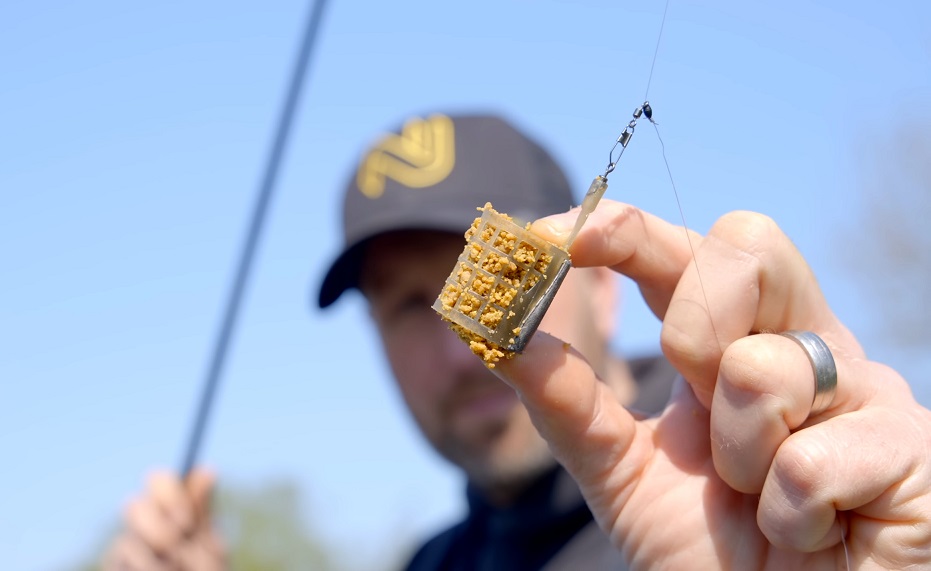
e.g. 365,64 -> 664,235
404,356 -> 678,571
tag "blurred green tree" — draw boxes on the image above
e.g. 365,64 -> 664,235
845,124 -> 931,349
215,481 -> 335,570
75,480 -> 342,570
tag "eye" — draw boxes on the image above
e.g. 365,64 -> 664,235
367,284 -> 438,326
374,291 -> 437,333
395,292 -> 433,315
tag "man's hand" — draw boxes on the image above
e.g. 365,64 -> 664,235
494,201 -> 931,568
103,468 -> 225,570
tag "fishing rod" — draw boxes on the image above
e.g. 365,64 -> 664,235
179,0 -> 330,477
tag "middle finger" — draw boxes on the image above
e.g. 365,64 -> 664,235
659,210 -> 860,406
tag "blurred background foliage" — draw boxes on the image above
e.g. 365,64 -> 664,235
75,480 -> 407,570
842,121 -> 931,383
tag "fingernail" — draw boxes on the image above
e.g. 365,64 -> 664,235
537,212 -> 574,238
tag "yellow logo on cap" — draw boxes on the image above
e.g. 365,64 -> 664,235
357,114 -> 455,198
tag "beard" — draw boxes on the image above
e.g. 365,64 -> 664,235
451,429 -> 556,501
432,383 -> 558,501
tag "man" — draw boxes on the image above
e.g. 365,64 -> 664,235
106,113 -> 931,569
319,114 -> 677,569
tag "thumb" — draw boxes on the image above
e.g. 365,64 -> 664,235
492,332 -> 651,519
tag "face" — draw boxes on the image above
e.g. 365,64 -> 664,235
360,230 -> 616,499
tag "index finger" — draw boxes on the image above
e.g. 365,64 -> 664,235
530,200 -> 698,319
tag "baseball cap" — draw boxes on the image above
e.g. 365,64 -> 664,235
317,112 -> 576,308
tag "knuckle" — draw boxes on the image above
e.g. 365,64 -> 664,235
660,309 -> 703,367
771,433 -> 831,502
711,210 -> 781,254
718,337 -> 779,396
660,299 -> 720,366
601,201 -> 643,237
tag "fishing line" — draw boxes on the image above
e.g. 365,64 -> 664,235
602,0 -> 720,346
179,0 -> 330,477
644,0 -> 723,347
649,120 -> 721,346
643,0 -> 670,101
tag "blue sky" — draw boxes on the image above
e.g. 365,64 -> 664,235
2,1 -> 930,569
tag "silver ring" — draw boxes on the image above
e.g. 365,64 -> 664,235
779,330 -> 837,416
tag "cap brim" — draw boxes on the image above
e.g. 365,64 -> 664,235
316,239 -> 369,308
316,219 -> 470,309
